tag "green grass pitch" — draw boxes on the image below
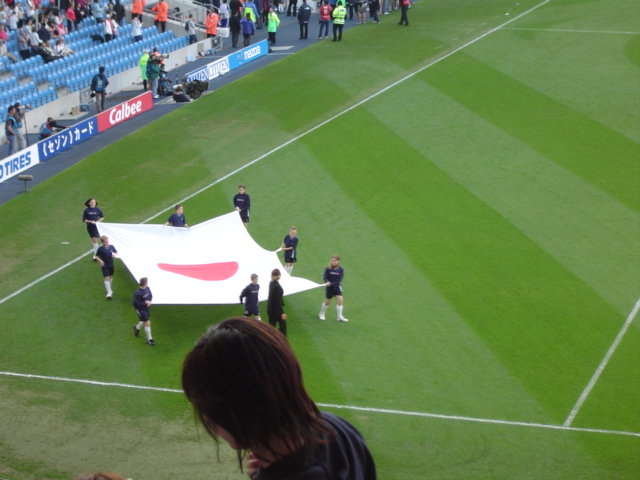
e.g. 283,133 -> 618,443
1,0 -> 639,478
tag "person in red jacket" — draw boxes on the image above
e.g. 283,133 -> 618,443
318,0 -> 332,39
131,0 -> 145,20
151,0 -> 168,32
205,8 -> 219,38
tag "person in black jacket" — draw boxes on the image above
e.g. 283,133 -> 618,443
297,0 -> 312,38
229,10 -> 241,48
267,269 -> 286,336
182,317 -> 377,480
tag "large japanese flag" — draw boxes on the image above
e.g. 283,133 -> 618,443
97,211 -> 323,304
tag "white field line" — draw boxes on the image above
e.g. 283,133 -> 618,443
1,369 -> 638,438
0,0 -> 551,305
563,298 -> 640,427
504,27 -> 640,35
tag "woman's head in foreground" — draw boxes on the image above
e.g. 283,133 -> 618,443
182,317 -> 327,465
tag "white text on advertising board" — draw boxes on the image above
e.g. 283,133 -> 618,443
0,150 -> 32,180
108,100 -> 143,126
243,46 -> 261,61
206,57 -> 230,79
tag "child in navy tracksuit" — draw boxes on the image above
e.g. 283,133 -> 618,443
241,12 -> 255,46
240,273 -> 261,321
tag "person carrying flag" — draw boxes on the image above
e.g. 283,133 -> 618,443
132,277 -> 155,346
319,254 -> 348,322
240,273 -> 261,321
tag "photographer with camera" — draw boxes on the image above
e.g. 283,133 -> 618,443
4,105 -> 18,157
147,54 -> 162,99
90,66 -> 109,112
39,117 -> 67,139
13,102 -> 28,150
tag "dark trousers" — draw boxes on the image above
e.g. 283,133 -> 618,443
287,0 -> 296,15
231,31 -> 240,47
399,5 -> 408,25
319,20 -> 329,37
95,91 -> 106,112
243,33 -> 251,46
155,20 -> 167,32
268,31 -> 276,45
332,23 -> 343,41
268,313 -> 287,336
299,22 -> 308,39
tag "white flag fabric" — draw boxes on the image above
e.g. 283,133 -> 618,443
97,211 -> 323,304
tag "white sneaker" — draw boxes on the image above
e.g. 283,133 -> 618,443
318,313 -> 326,321
337,317 -> 349,323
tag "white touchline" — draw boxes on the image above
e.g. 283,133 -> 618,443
563,298 -> 640,427
0,0 -> 551,305
1,369 -> 638,438
504,27 -> 640,35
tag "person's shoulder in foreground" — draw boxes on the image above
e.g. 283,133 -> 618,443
260,411 -> 377,480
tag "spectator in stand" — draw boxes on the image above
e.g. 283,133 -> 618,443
113,0 -> 125,25
185,13 -> 196,44
90,66 -> 109,112
52,8 -> 66,34
65,1 -> 76,32
38,117 -> 66,139
74,0 -> 86,27
241,11 -> 254,46
318,0 -> 331,39
131,0 -> 145,21
132,14 -> 142,41
54,37 -> 74,56
91,0 -> 105,23
4,105 -> 18,157
37,21 -> 51,42
229,9 -> 240,48
24,0 -> 37,21
7,7 -> 19,31
103,13 -> 117,41
297,0 -> 311,39
28,24 -> 42,52
151,0 -> 168,33
205,8 -> 218,38
18,20 -> 31,59
0,38 -> 18,63
104,0 -> 115,19
0,24 -> 8,43
219,0 -> 229,27
32,41 -> 57,62
139,48 -> 149,89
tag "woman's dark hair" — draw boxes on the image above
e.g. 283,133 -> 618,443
182,317 -> 330,469
84,197 -> 96,207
